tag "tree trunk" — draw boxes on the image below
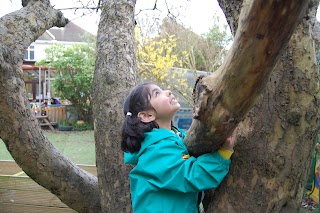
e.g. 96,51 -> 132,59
92,0 -> 137,212
0,1 -> 100,212
203,0 -> 320,212
184,0 -> 310,156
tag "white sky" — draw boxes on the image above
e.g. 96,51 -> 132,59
0,0 -> 227,35
1,0 -> 320,36
135,0 -> 226,35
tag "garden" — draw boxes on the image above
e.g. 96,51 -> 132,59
0,130 -> 95,165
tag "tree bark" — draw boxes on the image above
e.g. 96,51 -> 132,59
92,0 -> 137,212
0,1 -> 100,212
203,0 -> 320,212
184,0 -> 310,157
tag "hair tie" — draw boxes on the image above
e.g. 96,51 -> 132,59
126,112 -> 132,116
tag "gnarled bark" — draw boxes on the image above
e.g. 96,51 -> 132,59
92,0 -> 136,212
0,1 -> 100,212
202,0 -> 320,212
184,0 -> 310,156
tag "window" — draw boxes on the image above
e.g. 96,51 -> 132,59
24,45 -> 35,61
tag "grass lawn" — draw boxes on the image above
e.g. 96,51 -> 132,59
0,130 -> 95,165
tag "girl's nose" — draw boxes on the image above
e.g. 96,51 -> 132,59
165,90 -> 172,96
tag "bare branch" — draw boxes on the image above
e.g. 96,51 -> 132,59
185,0 -> 309,156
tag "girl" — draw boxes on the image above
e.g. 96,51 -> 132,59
121,82 -> 236,213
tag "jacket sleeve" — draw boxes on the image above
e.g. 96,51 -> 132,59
130,138 -> 231,193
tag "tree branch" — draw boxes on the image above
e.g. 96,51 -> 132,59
0,1 -> 100,212
184,0 -> 309,156
0,0 -> 68,60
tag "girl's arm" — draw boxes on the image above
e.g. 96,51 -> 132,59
130,139 -> 231,193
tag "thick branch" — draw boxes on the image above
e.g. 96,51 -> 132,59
0,1 -> 99,212
185,0 -> 309,156
0,0 -> 68,60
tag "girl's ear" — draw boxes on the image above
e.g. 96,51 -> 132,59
138,110 -> 156,123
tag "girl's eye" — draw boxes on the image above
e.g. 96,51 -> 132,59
155,91 -> 160,96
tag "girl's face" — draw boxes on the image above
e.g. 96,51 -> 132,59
148,84 -> 180,122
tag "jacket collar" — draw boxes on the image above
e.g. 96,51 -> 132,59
124,128 -> 185,165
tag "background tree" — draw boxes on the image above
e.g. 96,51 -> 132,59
135,16 -> 233,107
37,41 -> 96,123
159,17 -> 232,72
135,30 -> 192,105
0,1 -> 318,213
200,16 -> 232,71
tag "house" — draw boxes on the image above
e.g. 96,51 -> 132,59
24,21 -> 93,62
23,22 -> 94,102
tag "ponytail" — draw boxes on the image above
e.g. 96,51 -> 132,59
121,83 -> 158,153
121,114 -> 158,152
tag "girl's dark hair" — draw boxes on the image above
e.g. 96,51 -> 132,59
121,83 -> 159,153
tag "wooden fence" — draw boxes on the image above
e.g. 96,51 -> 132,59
31,105 -> 67,123
0,161 -> 96,213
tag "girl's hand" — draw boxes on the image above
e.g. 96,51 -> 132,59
222,129 -> 238,152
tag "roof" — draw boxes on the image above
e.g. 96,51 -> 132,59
38,22 -> 94,42
22,64 -> 57,79
22,65 -> 55,71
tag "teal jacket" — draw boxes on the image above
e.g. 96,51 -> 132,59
124,128 -> 231,213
